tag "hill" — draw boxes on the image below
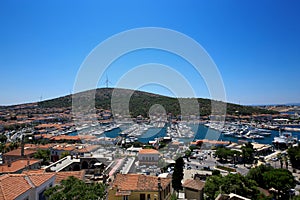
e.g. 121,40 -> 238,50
37,88 -> 278,117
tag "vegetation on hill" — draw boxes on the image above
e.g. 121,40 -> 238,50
34,149 -> 50,165
205,164 -> 295,200
44,176 -> 106,200
247,165 -> 296,199
287,146 -> 300,169
204,173 -> 262,200
37,88 -> 278,118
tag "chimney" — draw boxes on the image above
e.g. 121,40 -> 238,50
27,158 -> 30,169
21,135 -> 25,157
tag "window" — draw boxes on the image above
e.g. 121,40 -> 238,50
38,189 -> 46,200
122,196 -> 128,200
140,193 -> 146,200
147,194 -> 151,200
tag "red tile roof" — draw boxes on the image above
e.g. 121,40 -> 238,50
0,173 -> 55,200
138,149 -> 160,154
50,135 -> 81,141
53,145 -> 76,151
24,143 -> 54,150
183,179 -> 205,191
0,159 -> 41,174
112,174 -> 171,192
3,148 -> 37,157
55,170 -> 85,184
0,174 -> 32,200
27,173 -> 55,187
194,139 -> 230,145
73,145 -> 99,153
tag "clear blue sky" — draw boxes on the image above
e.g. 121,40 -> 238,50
0,0 -> 299,105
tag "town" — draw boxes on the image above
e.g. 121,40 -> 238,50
0,101 -> 300,200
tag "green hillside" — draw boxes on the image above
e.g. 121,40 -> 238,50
38,88 -> 278,117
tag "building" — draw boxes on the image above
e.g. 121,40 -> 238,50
191,140 -> 230,149
0,159 -> 41,175
2,148 -> 37,162
182,179 -> 205,200
215,193 -> 251,200
138,149 -> 160,166
55,170 -> 85,185
108,173 -> 172,200
50,144 -> 76,162
0,173 -> 55,200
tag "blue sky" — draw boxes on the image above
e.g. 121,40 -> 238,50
0,0 -> 299,105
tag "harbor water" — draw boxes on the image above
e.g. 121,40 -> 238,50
71,124 -> 300,145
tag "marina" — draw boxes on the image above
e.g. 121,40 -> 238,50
69,122 -> 300,146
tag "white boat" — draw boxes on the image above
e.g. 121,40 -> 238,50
258,132 -> 271,136
272,131 -> 297,147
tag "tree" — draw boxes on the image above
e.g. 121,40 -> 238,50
204,174 -> 223,199
172,157 -> 184,192
204,173 -> 260,200
0,134 -> 7,143
9,142 -> 19,151
184,149 -> 191,157
60,151 -> 70,159
241,142 -> 254,165
44,176 -> 106,200
215,147 -> 228,162
247,165 -> 273,188
212,169 -> 221,176
247,165 -> 296,199
288,146 -> 300,169
262,168 -> 295,198
34,149 -> 50,165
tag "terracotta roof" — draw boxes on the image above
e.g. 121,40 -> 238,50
73,145 -> 99,153
195,139 -> 230,145
113,174 -> 171,192
55,170 -> 85,184
183,179 -> 205,191
138,149 -> 160,154
22,169 -> 45,174
0,174 -> 32,200
0,173 -> 54,200
53,145 -> 76,151
0,159 -> 41,173
35,123 -> 62,129
24,143 -> 54,150
39,134 -> 54,139
3,148 -> 37,156
27,173 -> 55,187
50,135 -> 81,141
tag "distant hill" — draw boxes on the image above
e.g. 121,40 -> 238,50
37,88 -> 278,117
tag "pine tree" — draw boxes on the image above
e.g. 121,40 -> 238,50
172,157 -> 184,192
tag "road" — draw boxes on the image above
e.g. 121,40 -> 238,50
183,153 -> 250,176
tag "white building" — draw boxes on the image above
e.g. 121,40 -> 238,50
138,149 -> 160,166
0,173 -> 55,200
